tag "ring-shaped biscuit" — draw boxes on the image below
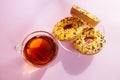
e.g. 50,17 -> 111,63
53,17 -> 84,41
73,28 -> 106,55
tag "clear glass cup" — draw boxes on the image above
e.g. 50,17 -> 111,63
15,31 -> 58,67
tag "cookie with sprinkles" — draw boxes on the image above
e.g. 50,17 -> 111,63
73,27 -> 106,55
52,17 -> 84,41
71,5 -> 100,27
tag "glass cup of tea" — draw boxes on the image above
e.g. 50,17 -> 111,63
15,31 -> 58,67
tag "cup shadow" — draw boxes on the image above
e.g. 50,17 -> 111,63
21,50 -> 60,80
30,68 -> 46,80
23,53 -> 61,80
22,64 -> 46,80
1,50 -> 48,80
59,46 -> 94,75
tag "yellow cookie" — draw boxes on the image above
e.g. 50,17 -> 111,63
73,28 -> 106,55
53,17 -> 84,41
71,5 -> 100,27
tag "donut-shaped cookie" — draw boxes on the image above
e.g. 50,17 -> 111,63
73,28 -> 106,55
53,17 -> 84,41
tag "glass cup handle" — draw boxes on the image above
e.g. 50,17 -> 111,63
15,44 -> 23,54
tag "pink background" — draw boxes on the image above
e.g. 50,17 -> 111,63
0,0 -> 120,80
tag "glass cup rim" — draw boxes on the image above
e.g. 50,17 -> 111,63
22,31 -> 56,44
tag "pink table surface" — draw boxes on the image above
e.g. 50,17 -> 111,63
0,0 -> 120,80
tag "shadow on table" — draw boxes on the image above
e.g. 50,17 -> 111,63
58,46 -> 94,75
1,55 -> 47,80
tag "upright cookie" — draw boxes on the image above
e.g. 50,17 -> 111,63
71,5 -> 100,27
